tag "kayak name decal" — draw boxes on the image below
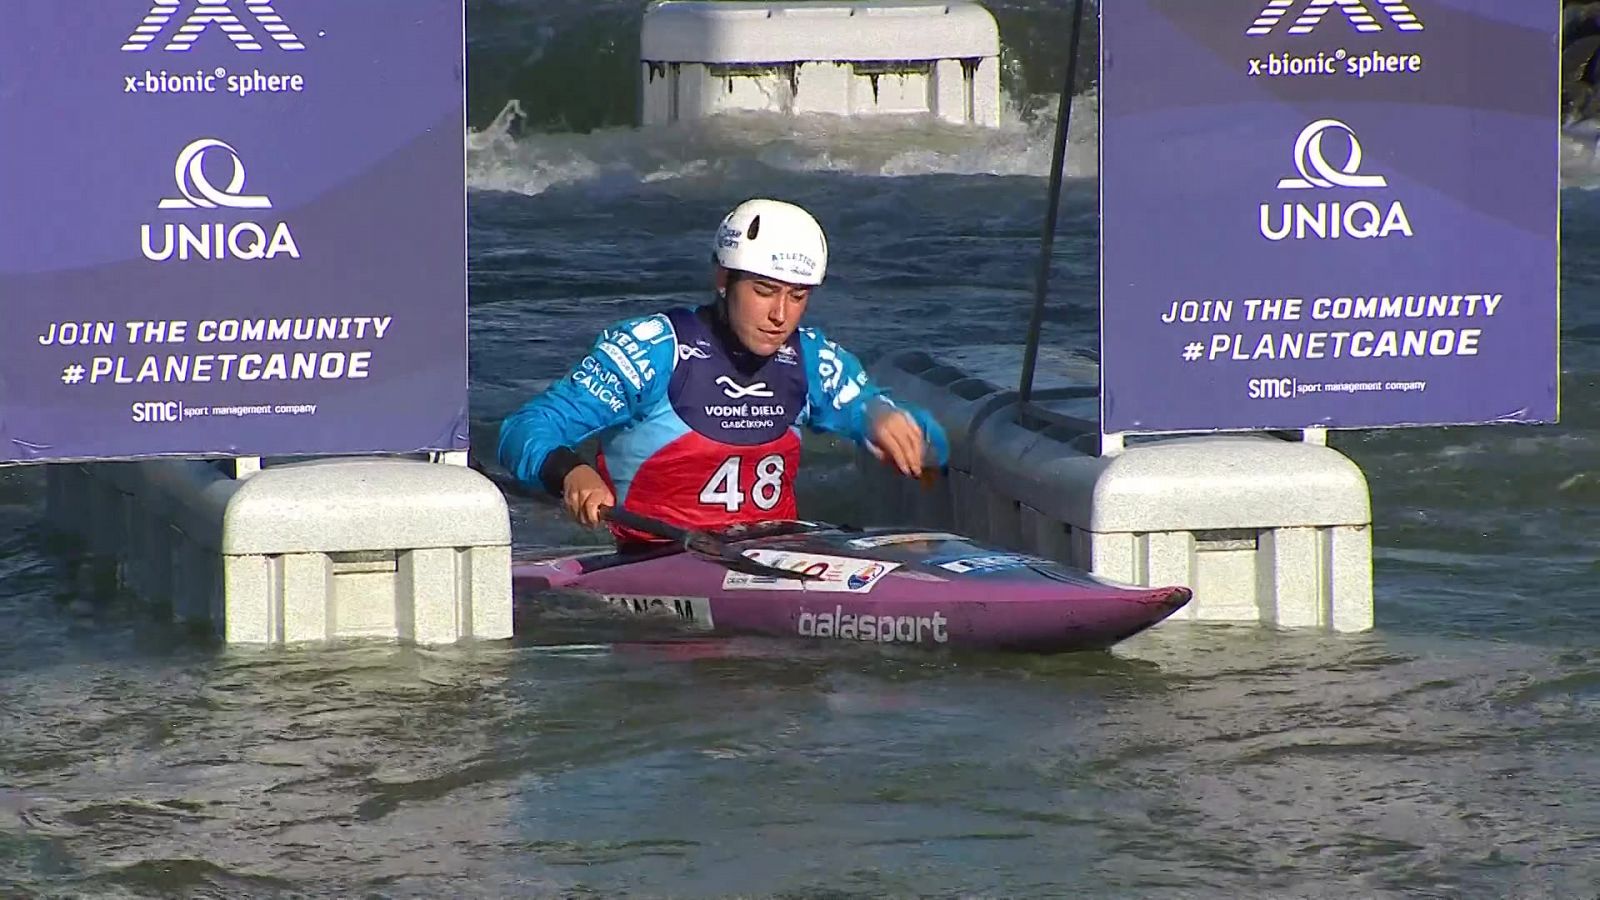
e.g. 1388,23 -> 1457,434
603,594 -> 713,625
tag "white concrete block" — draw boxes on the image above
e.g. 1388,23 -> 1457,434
859,348 -> 1377,634
1262,527 -> 1321,628
1331,524 -> 1376,632
44,456 -> 514,647
469,544 -> 515,638
219,458 -> 510,556
964,409 -> 1373,632
400,547 -> 461,645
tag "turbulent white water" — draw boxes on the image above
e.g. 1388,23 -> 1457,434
464,89 -> 1600,197
466,91 -> 1102,196
1561,121 -> 1600,190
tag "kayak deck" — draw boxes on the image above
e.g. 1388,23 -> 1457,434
511,522 -> 1192,653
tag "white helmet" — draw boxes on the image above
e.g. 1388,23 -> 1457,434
712,198 -> 828,286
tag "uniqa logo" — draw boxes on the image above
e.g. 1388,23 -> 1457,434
122,0 -> 307,52
140,138 -> 300,262
1259,118 -> 1412,242
1246,0 -> 1424,37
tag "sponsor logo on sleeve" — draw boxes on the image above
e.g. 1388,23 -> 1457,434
597,340 -> 643,390
630,317 -> 669,343
574,356 -> 627,413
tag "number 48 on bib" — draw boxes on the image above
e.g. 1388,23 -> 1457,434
699,453 -> 785,512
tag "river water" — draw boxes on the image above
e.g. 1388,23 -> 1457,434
6,1 -> 1600,896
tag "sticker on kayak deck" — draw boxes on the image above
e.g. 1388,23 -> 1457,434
722,551 -> 900,593
846,532 -> 966,549
890,569 -> 950,584
602,595 -> 714,626
936,554 -> 1039,575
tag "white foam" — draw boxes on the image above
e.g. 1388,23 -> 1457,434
1560,122 -> 1600,191
466,93 -> 1600,196
465,90 -> 1099,196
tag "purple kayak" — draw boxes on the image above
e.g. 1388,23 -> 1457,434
512,521 -> 1192,653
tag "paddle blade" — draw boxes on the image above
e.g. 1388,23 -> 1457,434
603,507 -> 822,581
681,533 -> 819,582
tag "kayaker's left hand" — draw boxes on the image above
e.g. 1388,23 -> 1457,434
867,406 -> 927,479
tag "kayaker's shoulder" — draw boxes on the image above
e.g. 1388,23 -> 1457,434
579,311 -> 679,393
793,326 -> 860,361
593,310 -> 679,349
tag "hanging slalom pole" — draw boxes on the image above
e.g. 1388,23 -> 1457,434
1017,0 -> 1087,408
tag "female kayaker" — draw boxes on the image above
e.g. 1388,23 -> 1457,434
496,197 -> 950,546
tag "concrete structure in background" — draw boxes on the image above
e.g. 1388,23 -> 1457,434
639,0 -> 1002,127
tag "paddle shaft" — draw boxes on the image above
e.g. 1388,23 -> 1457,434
601,505 -> 690,543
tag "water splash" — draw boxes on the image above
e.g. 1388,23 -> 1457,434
465,90 -> 1099,196
1561,122 -> 1600,190
468,90 -> 1600,199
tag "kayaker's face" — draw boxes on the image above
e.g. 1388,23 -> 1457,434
719,268 -> 809,357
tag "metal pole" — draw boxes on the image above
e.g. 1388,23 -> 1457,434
1017,0 -> 1086,407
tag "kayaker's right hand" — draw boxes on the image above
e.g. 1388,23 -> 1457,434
563,465 -> 614,529
867,405 -> 929,479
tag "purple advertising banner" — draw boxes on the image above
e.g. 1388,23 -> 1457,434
1099,0 -> 1559,434
0,1 -> 467,463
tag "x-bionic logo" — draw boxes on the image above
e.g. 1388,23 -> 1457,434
716,376 -> 775,399
122,1 -> 307,52
1247,0 -> 1424,36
